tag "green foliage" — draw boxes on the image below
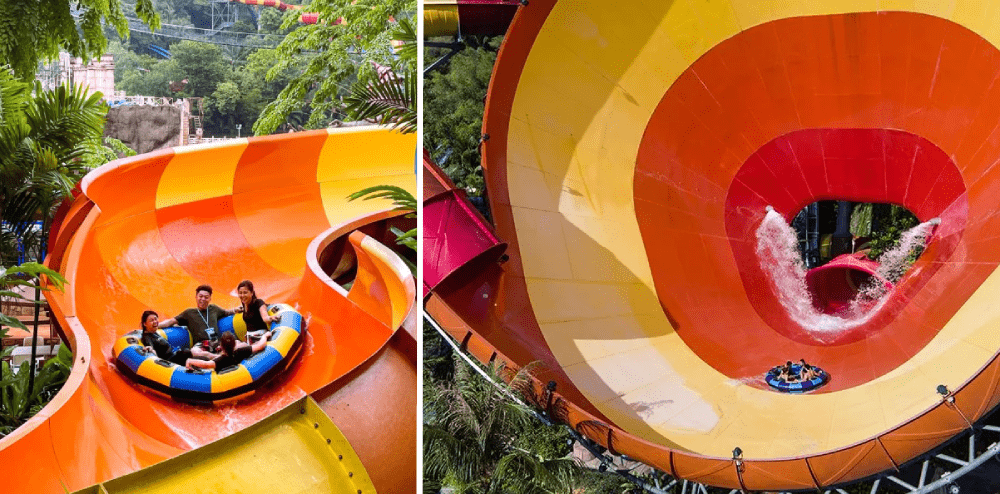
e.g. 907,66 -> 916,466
864,205 -> 920,261
0,262 -> 66,332
82,137 -> 137,170
347,184 -> 416,212
343,66 -> 416,133
342,18 -> 417,133
423,356 -> 576,494
423,38 -> 502,197
171,41 -> 230,97
258,8 -> 296,35
0,78 -> 107,265
348,185 -> 416,274
423,324 -> 632,494
0,342 -> 73,437
0,0 -> 159,80
118,41 -> 231,99
0,75 -> 108,269
114,37 -> 302,136
254,0 -> 416,135
117,57 -> 184,98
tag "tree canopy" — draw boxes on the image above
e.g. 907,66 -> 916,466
253,0 -> 416,135
0,0 -> 159,80
424,37 -> 502,197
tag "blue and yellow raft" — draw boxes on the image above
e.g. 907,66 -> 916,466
112,304 -> 305,402
765,363 -> 829,393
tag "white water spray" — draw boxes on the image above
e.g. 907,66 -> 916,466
755,207 -> 937,339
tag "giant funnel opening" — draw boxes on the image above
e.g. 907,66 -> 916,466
463,1 -> 1000,488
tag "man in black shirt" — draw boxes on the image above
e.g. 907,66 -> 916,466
140,310 -> 193,366
186,330 -> 271,371
157,284 -> 235,358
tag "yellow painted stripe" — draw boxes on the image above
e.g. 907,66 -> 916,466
210,365 -> 253,393
155,139 -> 248,209
269,327 -> 298,357
316,127 -> 414,183
136,358 -> 176,387
360,235 -> 414,330
319,174 -> 415,227
232,313 -> 248,342
112,336 -> 138,358
314,128 -> 415,228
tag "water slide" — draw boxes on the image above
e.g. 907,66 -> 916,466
1,127 -> 417,493
424,1 -> 1000,490
226,0 -> 320,24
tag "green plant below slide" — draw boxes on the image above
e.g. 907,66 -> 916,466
0,261 -> 69,437
0,262 -> 66,332
0,343 -> 73,437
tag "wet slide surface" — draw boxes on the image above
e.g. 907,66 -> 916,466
426,0 -> 1000,489
1,127 -> 416,493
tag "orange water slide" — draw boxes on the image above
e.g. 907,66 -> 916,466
425,1 -> 1000,490
1,127 -> 416,493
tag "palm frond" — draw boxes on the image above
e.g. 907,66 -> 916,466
392,17 -> 417,63
342,67 -> 416,134
2,262 -> 67,293
347,185 -> 416,211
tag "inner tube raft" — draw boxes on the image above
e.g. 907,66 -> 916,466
765,364 -> 829,393
112,303 -> 304,402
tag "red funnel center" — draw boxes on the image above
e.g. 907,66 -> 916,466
633,12 -> 984,392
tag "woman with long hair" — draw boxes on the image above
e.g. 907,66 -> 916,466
235,280 -> 281,334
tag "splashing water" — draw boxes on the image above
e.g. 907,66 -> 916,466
755,208 -> 937,339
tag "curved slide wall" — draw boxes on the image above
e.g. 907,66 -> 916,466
1,127 -> 417,493
426,1 -> 1000,490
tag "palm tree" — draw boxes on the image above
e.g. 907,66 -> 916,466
0,71 -> 106,404
0,74 -> 107,265
423,354 -> 582,494
0,262 -> 65,333
342,18 -> 417,134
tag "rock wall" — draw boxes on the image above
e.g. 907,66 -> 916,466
103,105 -> 181,154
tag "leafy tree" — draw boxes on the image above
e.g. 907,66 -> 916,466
117,56 -> 184,97
0,0 -> 159,80
170,41 -> 231,97
423,37 -> 502,197
423,323 -> 633,494
342,18 -> 417,134
150,0 -> 200,27
254,0 -> 416,135
863,204 -> 920,261
258,7 -> 296,35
